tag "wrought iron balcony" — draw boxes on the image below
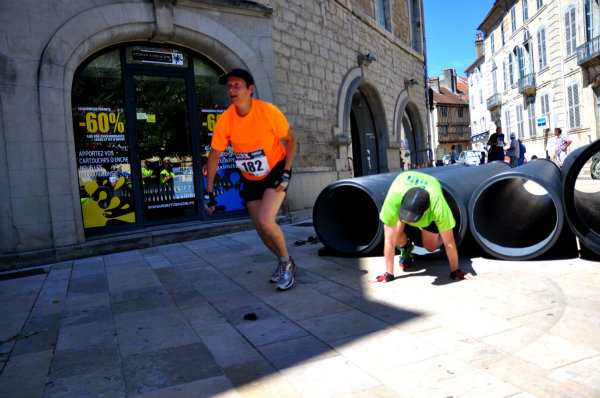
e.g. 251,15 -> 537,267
577,36 -> 600,67
438,132 -> 471,143
518,73 -> 536,95
486,93 -> 502,111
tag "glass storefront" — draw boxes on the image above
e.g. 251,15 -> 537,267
72,44 -> 245,234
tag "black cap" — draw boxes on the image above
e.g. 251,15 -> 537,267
218,68 -> 255,87
399,188 -> 430,223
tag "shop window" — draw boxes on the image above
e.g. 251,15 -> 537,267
72,44 -> 237,234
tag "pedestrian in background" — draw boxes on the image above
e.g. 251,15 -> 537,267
553,127 -> 572,170
506,133 -> 519,168
450,145 -> 457,164
518,139 -> 526,166
487,126 -> 506,162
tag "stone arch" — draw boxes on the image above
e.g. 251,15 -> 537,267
332,67 -> 390,174
393,89 -> 427,163
37,2 -> 274,242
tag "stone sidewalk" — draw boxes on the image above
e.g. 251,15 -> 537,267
1,220 -> 599,397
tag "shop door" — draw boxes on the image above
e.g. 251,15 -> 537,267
350,90 -> 379,176
130,74 -> 199,223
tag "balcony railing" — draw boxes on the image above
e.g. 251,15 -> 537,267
518,73 -> 536,95
577,36 -> 600,67
438,132 -> 471,143
486,93 -> 502,110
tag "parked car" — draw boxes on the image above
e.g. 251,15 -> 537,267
457,150 -> 481,166
442,154 -> 451,166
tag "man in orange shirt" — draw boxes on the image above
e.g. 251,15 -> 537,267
205,68 -> 298,290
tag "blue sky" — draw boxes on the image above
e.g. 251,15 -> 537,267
423,0 -> 496,78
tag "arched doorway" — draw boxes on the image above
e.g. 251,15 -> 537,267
349,89 -> 380,176
71,43 -> 244,235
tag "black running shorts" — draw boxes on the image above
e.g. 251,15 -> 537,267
242,159 -> 288,203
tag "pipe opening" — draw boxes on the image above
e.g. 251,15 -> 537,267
472,177 -> 558,253
574,156 -> 600,234
313,185 -> 381,254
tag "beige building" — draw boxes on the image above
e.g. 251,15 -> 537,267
0,0 -> 430,266
478,0 -> 600,161
465,33 -> 492,152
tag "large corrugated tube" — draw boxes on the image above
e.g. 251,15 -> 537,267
313,162 -> 510,256
408,162 -> 510,248
313,172 -> 398,255
562,139 -> 600,257
469,159 -> 566,260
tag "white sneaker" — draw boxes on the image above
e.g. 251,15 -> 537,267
276,257 -> 297,291
269,263 -> 283,283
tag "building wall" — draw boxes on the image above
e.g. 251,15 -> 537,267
466,60 -> 492,151
480,0 -> 599,161
0,0 -> 429,256
267,0 -> 429,210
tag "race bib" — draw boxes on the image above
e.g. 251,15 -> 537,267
235,149 -> 271,177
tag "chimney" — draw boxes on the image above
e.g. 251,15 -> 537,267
476,33 -> 484,59
440,68 -> 457,93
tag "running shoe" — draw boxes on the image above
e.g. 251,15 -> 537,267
399,239 -> 414,268
269,263 -> 283,283
276,257 -> 297,290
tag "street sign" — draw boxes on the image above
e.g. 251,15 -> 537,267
537,117 -> 548,128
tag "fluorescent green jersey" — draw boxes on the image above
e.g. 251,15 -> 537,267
379,171 -> 455,231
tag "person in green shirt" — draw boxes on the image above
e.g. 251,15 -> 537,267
160,158 -> 174,185
141,159 -> 156,185
373,171 -> 474,282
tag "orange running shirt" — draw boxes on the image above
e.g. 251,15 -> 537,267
211,98 -> 289,181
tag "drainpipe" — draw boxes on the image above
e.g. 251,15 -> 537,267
421,0 -> 434,163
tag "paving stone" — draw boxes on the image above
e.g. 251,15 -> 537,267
193,319 -> 264,368
113,307 -> 199,357
122,343 -> 223,395
279,355 -> 381,398
256,335 -> 336,370
44,367 -> 125,398
223,358 -> 303,398
514,333 -> 599,370
110,286 -> 174,315
128,375 -> 238,398
54,320 -> 116,351
0,350 -> 53,398
297,309 -> 388,344
234,314 -> 308,347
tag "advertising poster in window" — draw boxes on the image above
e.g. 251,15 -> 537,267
200,108 -> 246,213
73,106 -> 136,228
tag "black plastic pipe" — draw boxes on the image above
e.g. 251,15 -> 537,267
409,161 -> 510,247
313,162 -> 510,256
562,139 -> 600,256
313,172 -> 398,255
469,159 -> 565,260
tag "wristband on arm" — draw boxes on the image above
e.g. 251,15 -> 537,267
204,191 -> 217,207
279,170 -> 292,189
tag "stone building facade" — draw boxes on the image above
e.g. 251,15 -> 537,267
0,0 -> 429,266
465,33 -> 491,152
477,0 -> 600,160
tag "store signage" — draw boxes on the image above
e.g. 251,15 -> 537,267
537,117 -> 548,128
131,50 -> 184,65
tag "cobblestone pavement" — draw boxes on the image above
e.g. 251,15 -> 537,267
1,220 -> 599,398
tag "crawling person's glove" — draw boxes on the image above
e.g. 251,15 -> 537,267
450,269 -> 475,280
